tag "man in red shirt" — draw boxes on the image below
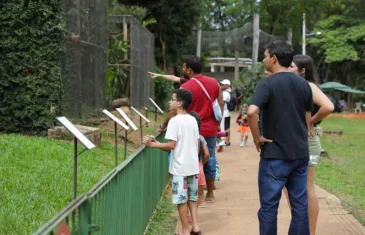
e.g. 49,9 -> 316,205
160,56 -> 223,202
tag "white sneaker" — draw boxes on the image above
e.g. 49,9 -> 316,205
244,140 -> 248,146
240,142 -> 244,147
218,140 -> 226,146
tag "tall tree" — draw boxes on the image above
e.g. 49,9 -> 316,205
122,0 -> 203,71
307,0 -> 365,88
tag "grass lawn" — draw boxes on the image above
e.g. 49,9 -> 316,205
0,134 -> 120,234
145,190 -> 177,235
317,116 -> 365,225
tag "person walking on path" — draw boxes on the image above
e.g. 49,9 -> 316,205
236,108 -> 250,147
143,89 -> 201,235
247,40 -> 314,235
283,55 -> 334,235
219,79 -> 232,147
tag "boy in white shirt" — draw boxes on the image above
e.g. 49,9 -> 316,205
143,89 -> 201,235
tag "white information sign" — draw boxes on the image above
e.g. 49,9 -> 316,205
57,117 -> 96,150
102,110 -> 129,130
149,98 -> 164,114
116,108 -> 138,131
131,107 -> 150,123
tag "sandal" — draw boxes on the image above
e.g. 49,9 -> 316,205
205,197 -> 215,203
190,231 -> 202,235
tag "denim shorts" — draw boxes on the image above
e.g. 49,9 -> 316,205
202,136 -> 217,179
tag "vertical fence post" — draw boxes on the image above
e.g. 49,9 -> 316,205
114,122 -> 118,167
74,138 -> 78,199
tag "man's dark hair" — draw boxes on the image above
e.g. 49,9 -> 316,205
188,111 -> 201,130
264,40 -> 294,67
172,89 -> 192,110
184,56 -> 203,74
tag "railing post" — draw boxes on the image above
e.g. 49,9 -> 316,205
79,198 -> 93,234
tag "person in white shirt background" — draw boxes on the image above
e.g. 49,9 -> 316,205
219,79 -> 232,147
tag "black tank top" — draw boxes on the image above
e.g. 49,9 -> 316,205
312,104 -> 321,126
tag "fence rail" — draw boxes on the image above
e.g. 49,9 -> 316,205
34,134 -> 169,235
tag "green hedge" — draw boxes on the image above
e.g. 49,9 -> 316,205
0,1 -> 64,134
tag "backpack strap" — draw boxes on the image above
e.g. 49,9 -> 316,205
191,78 -> 212,102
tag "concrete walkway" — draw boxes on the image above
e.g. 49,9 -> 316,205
176,113 -> 365,235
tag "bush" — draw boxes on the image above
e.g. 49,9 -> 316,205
0,1 -> 64,134
235,63 -> 265,104
154,68 -> 174,110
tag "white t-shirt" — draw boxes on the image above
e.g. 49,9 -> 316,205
165,114 -> 199,176
223,89 -> 231,117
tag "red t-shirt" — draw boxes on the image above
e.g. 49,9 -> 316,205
181,74 -> 220,137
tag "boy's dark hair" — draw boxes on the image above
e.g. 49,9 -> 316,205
172,89 -> 192,110
264,40 -> 294,67
293,55 -> 318,85
184,56 -> 203,74
188,111 -> 201,130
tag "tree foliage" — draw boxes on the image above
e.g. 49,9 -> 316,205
121,0 -> 203,71
0,1 -> 64,134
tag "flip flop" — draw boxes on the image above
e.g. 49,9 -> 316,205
190,231 -> 202,235
198,203 -> 207,208
205,197 -> 215,203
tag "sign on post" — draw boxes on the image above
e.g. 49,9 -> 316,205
149,97 -> 164,114
57,117 -> 96,199
130,107 -> 151,144
116,108 -> 138,131
102,110 -> 129,165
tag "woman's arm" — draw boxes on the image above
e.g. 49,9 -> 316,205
309,83 -> 334,124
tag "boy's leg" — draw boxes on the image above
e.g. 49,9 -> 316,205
177,203 -> 190,234
172,175 -> 190,234
286,159 -> 310,235
187,175 -> 200,233
258,158 -> 290,235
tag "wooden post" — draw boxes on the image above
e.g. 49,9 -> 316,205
252,13 -> 260,70
234,50 -> 239,80
123,16 -> 128,61
196,22 -> 202,57
287,28 -> 293,45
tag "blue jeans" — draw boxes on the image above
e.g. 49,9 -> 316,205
202,136 -> 217,180
258,158 -> 309,235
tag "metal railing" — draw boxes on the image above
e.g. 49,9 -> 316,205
34,134 -> 169,235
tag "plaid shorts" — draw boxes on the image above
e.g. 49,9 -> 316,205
171,175 -> 198,204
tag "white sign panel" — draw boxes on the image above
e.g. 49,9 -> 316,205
116,108 -> 138,131
102,110 -> 129,130
131,107 -> 150,123
57,117 -> 96,150
149,98 -> 164,114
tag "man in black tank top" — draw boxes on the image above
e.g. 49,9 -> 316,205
248,40 -> 313,235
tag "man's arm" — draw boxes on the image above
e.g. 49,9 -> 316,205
247,81 -> 272,152
149,72 -> 181,83
248,105 -> 272,152
247,105 -> 261,142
